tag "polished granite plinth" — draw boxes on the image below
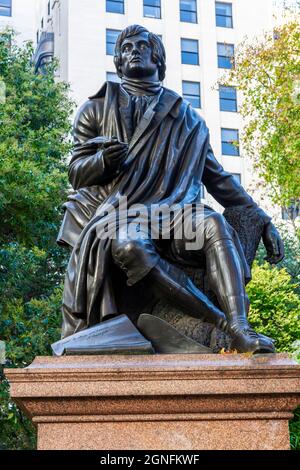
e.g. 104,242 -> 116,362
5,353 -> 300,450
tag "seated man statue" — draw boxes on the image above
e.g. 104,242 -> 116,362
57,25 -> 284,353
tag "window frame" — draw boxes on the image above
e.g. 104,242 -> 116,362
180,0 -> 198,24
143,0 -> 161,19
106,29 -> 121,56
215,2 -> 233,28
217,42 -> 234,69
183,80 -> 201,109
0,0 -> 12,17
221,128 -> 240,156
219,85 -> 237,112
106,0 -> 125,15
181,38 -> 199,66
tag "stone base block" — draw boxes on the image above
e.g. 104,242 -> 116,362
5,353 -> 300,450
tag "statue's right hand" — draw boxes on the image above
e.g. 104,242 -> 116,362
102,138 -> 128,171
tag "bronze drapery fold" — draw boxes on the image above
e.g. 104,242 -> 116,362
58,82 -> 271,338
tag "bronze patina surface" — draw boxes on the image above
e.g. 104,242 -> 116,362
57,25 -> 284,354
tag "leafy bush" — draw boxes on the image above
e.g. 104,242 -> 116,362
256,225 -> 300,292
290,406 -> 300,451
0,286 -> 63,450
289,342 -> 300,451
0,370 -> 36,450
247,262 -> 300,352
247,262 -> 300,451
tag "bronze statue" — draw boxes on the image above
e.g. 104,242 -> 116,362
57,25 -> 284,354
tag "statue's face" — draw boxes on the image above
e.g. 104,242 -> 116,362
119,32 -> 159,80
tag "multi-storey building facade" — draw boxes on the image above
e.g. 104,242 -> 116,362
33,0 -> 277,212
3,0 -> 285,217
0,0 -> 37,45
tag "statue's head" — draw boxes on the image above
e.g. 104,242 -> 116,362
114,25 -> 166,81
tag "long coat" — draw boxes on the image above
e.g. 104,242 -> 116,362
58,82 -> 270,334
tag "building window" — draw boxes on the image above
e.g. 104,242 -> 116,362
48,1 -> 51,16
106,0 -> 124,14
219,85 -> 237,112
106,29 -> 120,56
106,72 -> 121,83
143,0 -> 161,19
181,39 -> 199,65
180,0 -> 197,23
41,18 -> 44,29
232,173 -> 241,184
216,2 -> 233,28
221,129 -> 240,157
37,30 -> 39,44
0,0 -> 11,17
217,43 -> 234,69
183,81 -> 201,109
221,129 -> 240,156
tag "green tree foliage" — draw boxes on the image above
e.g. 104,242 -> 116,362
256,225 -> 300,292
1,287 -> 62,367
0,372 -> 36,450
0,30 -> 73,450
290,406 -> 300,451
0,287 -> 62,450
221,19 -> 300,210
247,262 -> 300,352
247,261 -> 300,451
0,30 -> 73,246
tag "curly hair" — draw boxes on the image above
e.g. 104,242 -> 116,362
114,25 -> 166,82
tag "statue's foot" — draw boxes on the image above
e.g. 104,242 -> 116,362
229,326 -> 276,354
255,332 -> 275,343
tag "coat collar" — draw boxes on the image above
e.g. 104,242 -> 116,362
88,82 -> 109,100
89,82 -> 183,169
89,82 -> 182,119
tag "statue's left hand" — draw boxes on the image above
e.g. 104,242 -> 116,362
262,222 -> 285,265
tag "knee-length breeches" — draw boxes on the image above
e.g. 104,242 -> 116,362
111,207 -> 235,286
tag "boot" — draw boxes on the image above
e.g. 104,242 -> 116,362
206,240 -> 276,354
224,296 -> 275,353
148,258 -> 228,331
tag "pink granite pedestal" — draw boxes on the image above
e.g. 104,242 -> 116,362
5,353 -> 300,450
